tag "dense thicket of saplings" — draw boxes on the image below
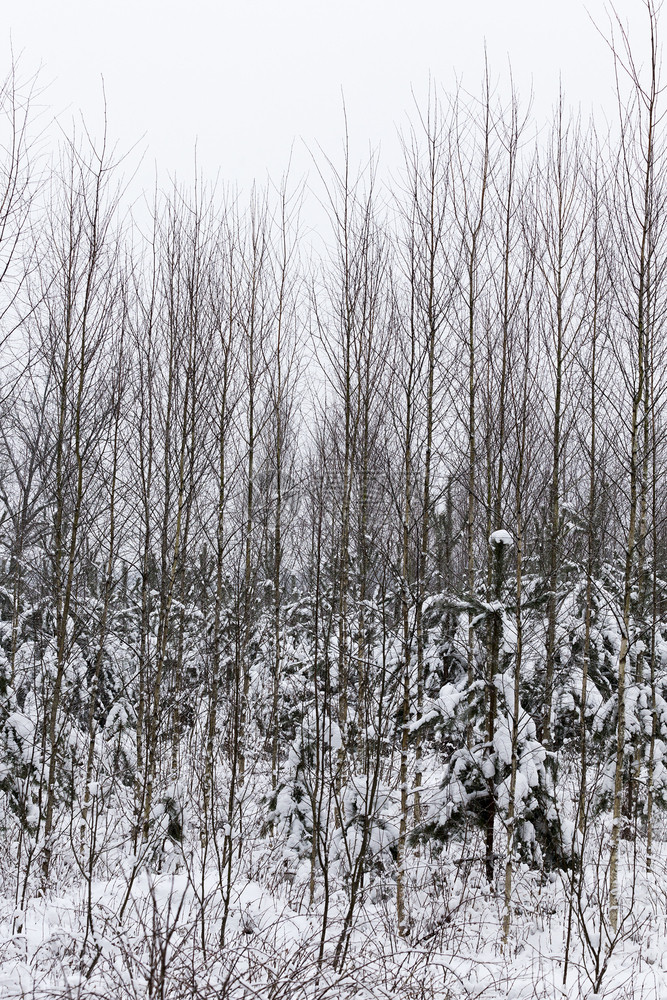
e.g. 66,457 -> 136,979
2,9 -> 667,984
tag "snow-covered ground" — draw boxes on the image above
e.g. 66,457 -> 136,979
3,803 -> 667,999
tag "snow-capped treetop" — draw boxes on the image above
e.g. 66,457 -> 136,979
489,529 -> 513,546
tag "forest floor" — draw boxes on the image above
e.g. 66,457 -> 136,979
2,813 -> 667,999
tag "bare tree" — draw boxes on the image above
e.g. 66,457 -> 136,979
36,119 -> 123,884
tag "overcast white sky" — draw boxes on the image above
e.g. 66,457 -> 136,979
4,1 -> 653,198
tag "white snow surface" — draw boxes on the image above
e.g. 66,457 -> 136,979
489,529 -> 513,546
2,768 -> 667,1000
